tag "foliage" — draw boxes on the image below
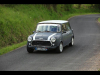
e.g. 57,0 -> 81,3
98,17 -> 100,23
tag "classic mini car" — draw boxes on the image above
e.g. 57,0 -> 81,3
27,20 -> 74,53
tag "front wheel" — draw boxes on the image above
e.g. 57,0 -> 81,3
27,46 -> 34,53
69,37 -> 74,46
56,42 -> 63,53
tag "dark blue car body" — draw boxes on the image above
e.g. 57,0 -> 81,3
27,20 -> 74,53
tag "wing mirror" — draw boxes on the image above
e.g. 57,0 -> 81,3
33,31 -> 35,33
63,31 -> 66,33
62,31 -> 66,33
72,29 -> 73,32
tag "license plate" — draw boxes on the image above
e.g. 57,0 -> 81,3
35,47 -> 47,51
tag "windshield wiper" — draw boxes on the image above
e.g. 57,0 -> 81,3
44,30 -> 50,32
37,30 -> 42,32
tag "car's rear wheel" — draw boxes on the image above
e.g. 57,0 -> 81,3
69,37 -> 74,46
56,42 -> 63,53
27,46 -> 34,53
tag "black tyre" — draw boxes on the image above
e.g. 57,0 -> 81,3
69,37 -> 74,46
27,46 -> 34,53
56,42 -> 63,53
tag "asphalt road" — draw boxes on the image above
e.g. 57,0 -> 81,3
0,14 -> 100,71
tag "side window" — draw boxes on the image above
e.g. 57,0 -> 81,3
58,25 -> 61,32
66,22 -> 71,31
62,23 -> 67,32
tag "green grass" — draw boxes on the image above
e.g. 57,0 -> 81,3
0,4 -> 100,55
0,41 -> 27,55
98,17 -> 100,23
98,69 -> 100,71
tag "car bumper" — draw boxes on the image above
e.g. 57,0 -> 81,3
27,45 -> 57,51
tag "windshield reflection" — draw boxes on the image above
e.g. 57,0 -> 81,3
36,24 -> 61,32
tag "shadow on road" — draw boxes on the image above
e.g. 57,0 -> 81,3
27,45 -> 77,55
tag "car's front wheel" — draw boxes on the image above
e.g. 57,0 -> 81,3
27,46 -> 34,53
56,42 -> 63,53
69,37 -> 74,46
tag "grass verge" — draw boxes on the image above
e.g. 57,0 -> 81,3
97,17 -> 100,71
0,41 -> 27,55
98,17 -> 100,23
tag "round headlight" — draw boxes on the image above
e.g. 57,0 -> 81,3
51,37 -> 56,42
28,36 -> 32,41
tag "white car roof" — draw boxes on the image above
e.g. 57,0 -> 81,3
38,20 -> 68,24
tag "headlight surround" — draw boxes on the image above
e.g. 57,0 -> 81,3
28,36 -> 32,41
51,37 -> 56,42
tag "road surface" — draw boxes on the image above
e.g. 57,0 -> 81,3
0,14 -> 100,71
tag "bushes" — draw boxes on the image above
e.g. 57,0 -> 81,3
0,4 -> 53,48
0,5 -> 32,48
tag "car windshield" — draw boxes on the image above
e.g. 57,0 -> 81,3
36,24 -> 61,32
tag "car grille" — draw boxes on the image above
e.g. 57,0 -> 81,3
32,41 -> 51,46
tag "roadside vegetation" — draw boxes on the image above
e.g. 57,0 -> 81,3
98,17 -> 100,23
0,4 -> 100,55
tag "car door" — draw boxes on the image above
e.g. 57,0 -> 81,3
61,23 -> 69,47
66,22 -> 72,44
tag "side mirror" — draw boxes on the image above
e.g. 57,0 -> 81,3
63,31 -> 66,33
33,31 -> 35,33
72,29 -> 73,32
